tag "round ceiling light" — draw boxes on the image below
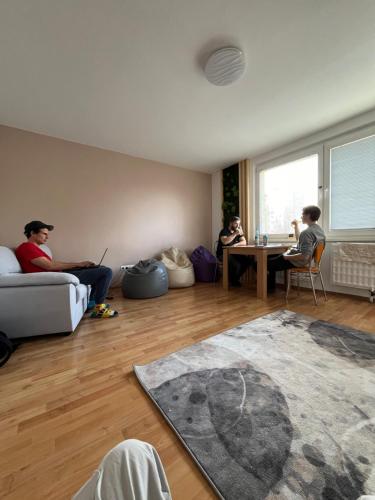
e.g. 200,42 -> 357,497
204,47 -> 246,86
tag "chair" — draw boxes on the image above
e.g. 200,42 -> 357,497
0,245 -> 90,338
285,241 -> 327,306
212,240 -> 222,283
213,240 -> 253,287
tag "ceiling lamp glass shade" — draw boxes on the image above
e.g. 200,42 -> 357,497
204,47 -> 246,86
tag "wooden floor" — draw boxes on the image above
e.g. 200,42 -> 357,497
1,283 -> 374,500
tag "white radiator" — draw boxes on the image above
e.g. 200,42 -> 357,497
332,243 -> 375,290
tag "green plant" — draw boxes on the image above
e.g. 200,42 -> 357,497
222,164 -> 239,227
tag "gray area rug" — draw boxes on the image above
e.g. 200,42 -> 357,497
134,310 -> 375,499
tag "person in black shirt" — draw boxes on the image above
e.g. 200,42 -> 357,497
216,216 -> 252,287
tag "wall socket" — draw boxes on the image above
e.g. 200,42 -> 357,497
120,264 -> 134,270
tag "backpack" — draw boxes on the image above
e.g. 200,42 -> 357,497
0,332 -> 15,367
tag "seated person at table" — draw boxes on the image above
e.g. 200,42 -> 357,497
15,220 -> 118,318
216,216 -> 252,287
267,205 -> 326,291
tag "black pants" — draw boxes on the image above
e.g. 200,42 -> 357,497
267,255 -> 294,290
226,255 -> 252,285
67,265 -> 113,304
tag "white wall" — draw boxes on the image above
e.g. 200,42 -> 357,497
252,107 -> 375,167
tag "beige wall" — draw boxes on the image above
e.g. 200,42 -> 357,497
0,126 -> 212,285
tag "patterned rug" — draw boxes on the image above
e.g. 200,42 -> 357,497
134,310 -> 375,499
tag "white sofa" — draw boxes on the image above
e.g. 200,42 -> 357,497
0,245 -> 90,339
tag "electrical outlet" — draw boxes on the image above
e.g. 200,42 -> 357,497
120,264 -> 135,270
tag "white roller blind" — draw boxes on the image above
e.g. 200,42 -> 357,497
330,135 -> 375,230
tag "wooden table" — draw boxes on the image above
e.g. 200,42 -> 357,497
223,244 -> 290,300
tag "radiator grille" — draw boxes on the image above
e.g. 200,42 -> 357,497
332,243 -> 375,289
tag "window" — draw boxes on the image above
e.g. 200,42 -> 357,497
254,124 -> 375,242
258,154 -> 319,236
330,134 -> 375,231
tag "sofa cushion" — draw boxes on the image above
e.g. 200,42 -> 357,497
0,247 -> 22,274
0,272 -> 80,287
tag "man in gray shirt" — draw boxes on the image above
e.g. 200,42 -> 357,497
267,205 -> 326,291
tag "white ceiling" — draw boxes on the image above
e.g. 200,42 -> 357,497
1,0 -> 375,173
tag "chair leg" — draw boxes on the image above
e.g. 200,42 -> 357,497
286,270 -> 291,302
309,271 -> 318,306
318,271 -> 327,301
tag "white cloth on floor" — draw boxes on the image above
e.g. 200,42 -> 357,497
72,439 -> 172,500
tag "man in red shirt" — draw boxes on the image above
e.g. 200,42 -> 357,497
16,221 -> 117,318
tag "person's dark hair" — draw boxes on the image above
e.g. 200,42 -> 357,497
24,220 -> 54,238
302,205 -> 321,222
229,216 -> 240,223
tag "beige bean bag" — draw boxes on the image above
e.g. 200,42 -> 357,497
160,247 -> 195,288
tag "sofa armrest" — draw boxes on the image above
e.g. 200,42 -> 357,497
0,272 -> 80,287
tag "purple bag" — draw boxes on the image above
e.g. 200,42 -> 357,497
190,246 -> 219,282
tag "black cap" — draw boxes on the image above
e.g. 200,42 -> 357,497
24,220 -> 54,237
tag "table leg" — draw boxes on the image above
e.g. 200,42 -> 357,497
257,251 -> 268,300
223,249 -> 229,290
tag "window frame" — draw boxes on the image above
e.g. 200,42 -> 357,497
323,124 -> 375,242
255,145 -> 324,241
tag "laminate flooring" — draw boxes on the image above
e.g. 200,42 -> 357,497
1,284 -> 374,499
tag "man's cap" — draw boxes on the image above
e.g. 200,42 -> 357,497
24,220 -> 54,236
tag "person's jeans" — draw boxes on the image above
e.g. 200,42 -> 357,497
67,265 -> 113,304
267,255 -> 294,290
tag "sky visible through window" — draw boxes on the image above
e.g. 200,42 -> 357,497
259,154 -> 318,235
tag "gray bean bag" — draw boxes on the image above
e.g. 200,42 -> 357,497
122,259 -> 168,299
